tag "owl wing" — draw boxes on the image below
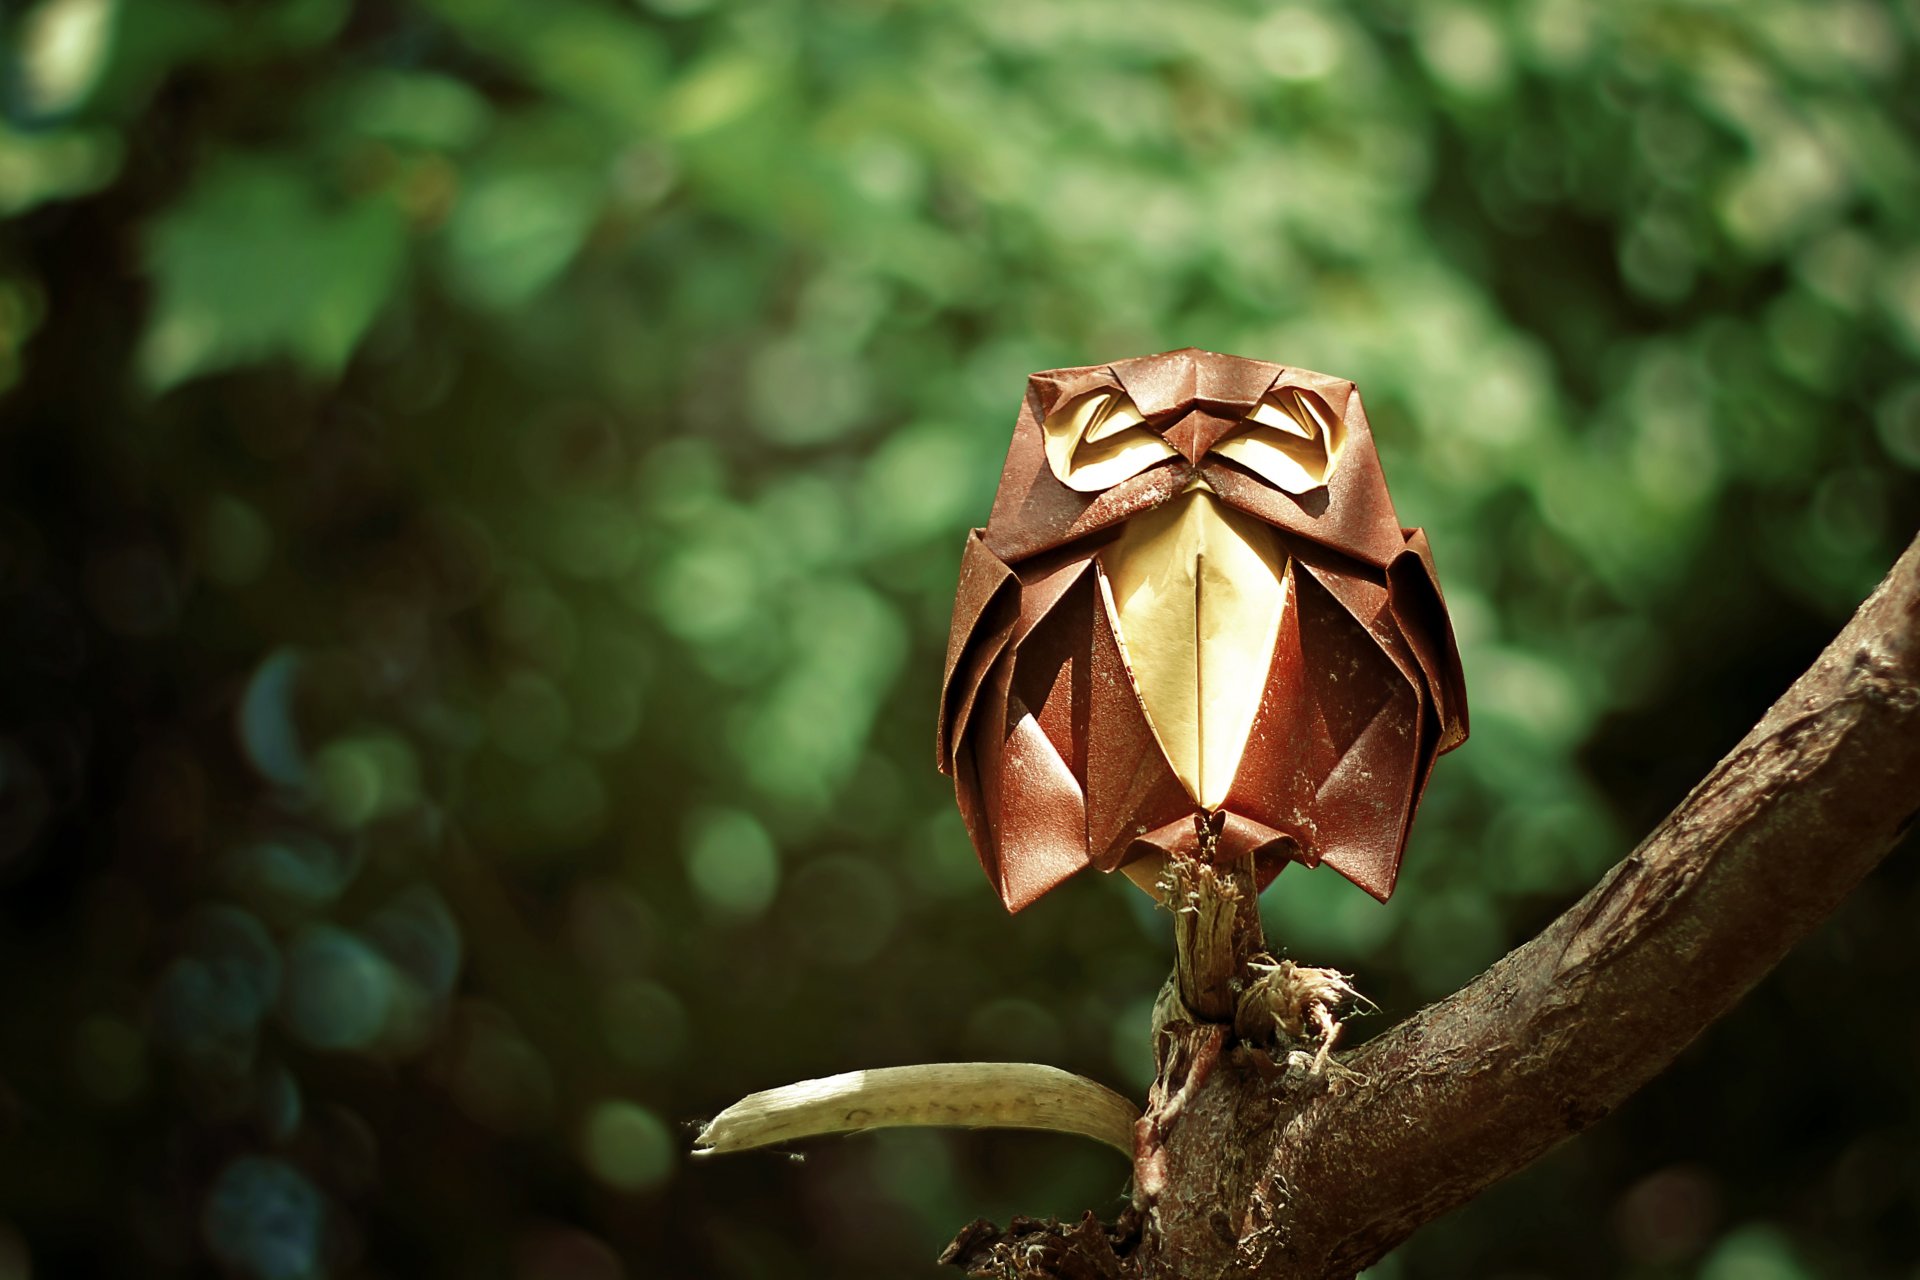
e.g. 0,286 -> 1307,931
940,531 -> 1118,911
938,529 -> 1017,778
937,531 -> 1022,878
1214,530 -> 1466,902
1393,526 -> 1470,759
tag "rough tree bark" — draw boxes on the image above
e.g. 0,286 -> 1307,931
944,535 -> 1920,1280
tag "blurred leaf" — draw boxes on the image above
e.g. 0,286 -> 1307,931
1699,1224 -> 1812,1280
0,122 -> 121,214
139,152 -> 406,387
316,70 -> 493,151
16,0 -> 117,118
444,165 -> 601,310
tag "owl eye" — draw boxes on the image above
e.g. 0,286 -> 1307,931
1210,387 -> 1344,494
1042,390 -> 1178,492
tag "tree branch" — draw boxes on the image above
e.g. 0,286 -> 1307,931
953,536 -> 1920,1279
1273,530 -> 1920,1274
1166,849 -> 1258,1023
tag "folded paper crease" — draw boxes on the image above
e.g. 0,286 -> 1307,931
939,348 -> 1468,912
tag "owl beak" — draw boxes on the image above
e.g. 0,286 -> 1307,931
1160,408 -> 1243,466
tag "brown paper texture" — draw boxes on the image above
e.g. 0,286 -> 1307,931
938,348 -> 1468,912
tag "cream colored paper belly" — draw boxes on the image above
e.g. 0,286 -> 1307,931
1097,486 -> 1288,810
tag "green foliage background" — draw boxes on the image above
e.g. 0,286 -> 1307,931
1,0 -> 1917,1276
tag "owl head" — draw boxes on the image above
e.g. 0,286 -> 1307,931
940,349 -> 1467,912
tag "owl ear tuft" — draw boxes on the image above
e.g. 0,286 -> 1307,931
1041,390 -> 1177,492
1211,387 -> 1346,494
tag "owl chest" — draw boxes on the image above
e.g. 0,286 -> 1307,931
1093,486 -> 1291,811
1000,484 -> 1300,825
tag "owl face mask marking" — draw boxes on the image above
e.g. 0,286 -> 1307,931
1041,390 -> 1176,491
1041,383 -> 1344,496
1212,387 -> 1345,494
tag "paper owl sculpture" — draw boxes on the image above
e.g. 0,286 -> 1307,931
938,349 -> 1468,912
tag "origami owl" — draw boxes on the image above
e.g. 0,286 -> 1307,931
937,349 -> 1468,912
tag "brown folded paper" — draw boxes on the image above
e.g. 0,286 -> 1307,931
938,349 -> 1468,911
